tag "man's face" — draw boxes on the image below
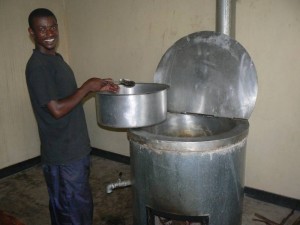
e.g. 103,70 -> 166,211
28,16 -> 59,55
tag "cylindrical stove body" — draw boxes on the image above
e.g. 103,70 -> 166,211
128,113 -> 249,225
126,31 -> 257,225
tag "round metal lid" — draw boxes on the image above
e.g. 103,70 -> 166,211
154,31 -> 258,119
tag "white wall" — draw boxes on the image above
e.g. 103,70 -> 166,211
65,0 -> 300,199
65,0 -> 215,156
237,0 -> 300,200
0,0 -> 299,200
0,0 -> 68,168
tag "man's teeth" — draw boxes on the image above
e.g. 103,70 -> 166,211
45,39 -> 55,43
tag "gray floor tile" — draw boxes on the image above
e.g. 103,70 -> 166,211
0,156 -> 299,225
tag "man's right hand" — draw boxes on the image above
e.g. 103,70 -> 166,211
82,78 -> 119,93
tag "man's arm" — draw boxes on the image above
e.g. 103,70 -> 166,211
47,78 -> 118,119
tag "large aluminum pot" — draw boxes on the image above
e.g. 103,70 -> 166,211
96,83 -> 169,128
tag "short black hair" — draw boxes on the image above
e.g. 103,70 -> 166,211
28,8 -> 57,29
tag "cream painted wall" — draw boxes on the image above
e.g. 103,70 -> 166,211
65,0 -> 300,200
0,0 -> 68,169
236,0 -> 300,200
0,0 -> 299,200
64,0 -> 215,156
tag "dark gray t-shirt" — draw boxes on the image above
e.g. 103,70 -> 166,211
26,50 -> 91,165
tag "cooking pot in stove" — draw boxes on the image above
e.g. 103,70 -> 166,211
128,31 -> 258,225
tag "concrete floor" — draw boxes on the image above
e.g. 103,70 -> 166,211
0,156 -> 299,225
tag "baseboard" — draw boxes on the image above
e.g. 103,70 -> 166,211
1,149 -> 299,211
91,147 -> 130,165
244,187 -> 300,210
0,156 -> 41,179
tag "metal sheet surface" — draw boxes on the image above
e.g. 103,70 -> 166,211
154,31 -> 258,119
129,126 -> 248,225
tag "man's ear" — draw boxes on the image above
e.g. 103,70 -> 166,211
28,27 -> 34,37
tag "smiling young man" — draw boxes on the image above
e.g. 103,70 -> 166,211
26,8 -> 119,225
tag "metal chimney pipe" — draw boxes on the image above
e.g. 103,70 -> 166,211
216,0 -> 236,38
